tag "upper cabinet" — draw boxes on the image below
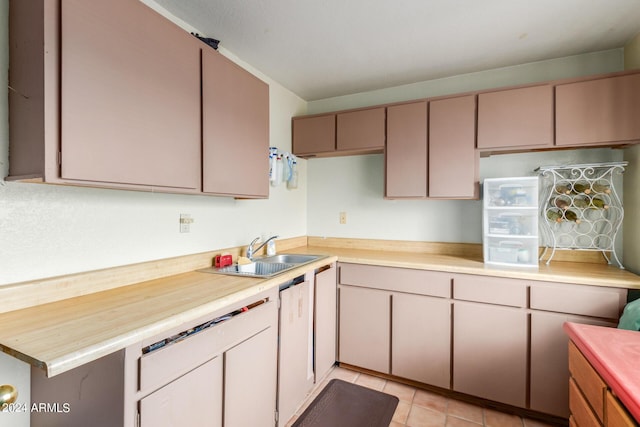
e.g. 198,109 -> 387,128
556,73 -> 640,146
336,107 -> 386,152
202,48 -> 269,198
477,84 -> 554,150
8,0 -> 270,197
429,95 -> 478,199
386,102 -> 427,198
385,97 -> 478,199
292,114 -> 336,156
292,107 -> 384,157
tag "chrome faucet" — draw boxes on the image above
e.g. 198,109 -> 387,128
246,235 -> 279,260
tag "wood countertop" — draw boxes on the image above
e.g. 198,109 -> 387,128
0,255 -> 336,377
1,237 -> 640,379
564,322 -> 640,422
297,245 -> 640,289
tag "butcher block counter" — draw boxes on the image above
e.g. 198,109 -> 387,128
1,236 -> 640,379
0,255 -> 336,377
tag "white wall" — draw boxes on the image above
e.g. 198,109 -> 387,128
624,32 -> 640,274
307,50 -> 626,245
0,1 -> 308,286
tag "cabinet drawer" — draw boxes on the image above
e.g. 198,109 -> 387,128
569,342 -> 606,423
606,391 -> 636,427
139,297 -> 276,393
453,274 -> 526,307
530,282 -> 626,320
570,377 -> 603,427
339,263 -> 451,297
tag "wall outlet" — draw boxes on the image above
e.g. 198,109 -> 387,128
179,214 -> 194,233
339,212 -> 347,224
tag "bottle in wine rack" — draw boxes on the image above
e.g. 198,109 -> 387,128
553,197 -> 570,210
546,209 -> 563,223
591,197 -> 609,209
592,183 -> 611,194
554,184 -> 571,195
564,209 -> 581,223
572,196 -> 589,209
572,183 -> 591,195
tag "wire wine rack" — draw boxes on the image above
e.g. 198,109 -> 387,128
537,162 -> 627,268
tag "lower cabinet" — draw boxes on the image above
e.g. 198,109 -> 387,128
452,301 -> 528,408
391,293 -> 451,388
278,280 -> 314,427
225,326 -> 278,427
338,263 -> 452,385
277,263 -> 338,427
140,355 -> 223,427
336,262 -> 629,420
314,265 -> 338,381
338,285 -> 391,373
530,312 -> 615,418
127,287 -> 279,427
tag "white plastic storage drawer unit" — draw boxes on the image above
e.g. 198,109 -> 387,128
483,176 -> 539,268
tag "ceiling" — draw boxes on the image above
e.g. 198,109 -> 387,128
152,0 -> 640,101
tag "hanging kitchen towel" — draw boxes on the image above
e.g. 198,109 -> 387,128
618,297 -> 640,331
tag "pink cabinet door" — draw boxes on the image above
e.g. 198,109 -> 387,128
477,85 -> 553,150
225,326 -> 278,427
315,265 -> 337,382
278,281 -> 313,427
202,47 -> 269,198
429,95 -> 478,199
338,285 -> 390,373
385,101 -> 428,198
140,355 -> 223,427
530,311 -> 614,418
336,107 -> 386,152
292,114 -> 336,155
60,0 -> 201,189
453,301 -> 527,407
556,73 -> 640,146
392,293 -> 451,388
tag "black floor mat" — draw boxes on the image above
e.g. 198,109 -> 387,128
292,379 -> 399,427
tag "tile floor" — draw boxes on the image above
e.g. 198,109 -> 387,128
285,366 -> 557,427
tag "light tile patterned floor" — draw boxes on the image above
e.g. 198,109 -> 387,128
285,366 -> 557,427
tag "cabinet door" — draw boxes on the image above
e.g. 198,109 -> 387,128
530,312 -> 614,418
225,326 -> 277,427
556,73 -> 640,146
386,101 -> 427,198
477,85 -> 553,150
140,356 -> 223,427
202,48 -> 269,197
392,293 -> 451,388
60,0 -> 201,189
315,265 -> 337,382
292,114 -> 336,155
453,301 -> 527,407
338,286 -> 390,373
336,107 -> 386,152
429,95 -> 478,199
278,281 -> 313,427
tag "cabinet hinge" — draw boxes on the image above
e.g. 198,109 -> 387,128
274,409 -> 279,424
57,151 -> 62,166
135,410 -> 140,427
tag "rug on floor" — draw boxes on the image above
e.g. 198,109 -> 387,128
292,378 -> 399,427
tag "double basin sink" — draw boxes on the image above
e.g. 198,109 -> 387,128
198,254 -> 325,278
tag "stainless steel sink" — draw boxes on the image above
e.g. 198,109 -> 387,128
197,254 -> 325,278
257,254 -> 323,265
